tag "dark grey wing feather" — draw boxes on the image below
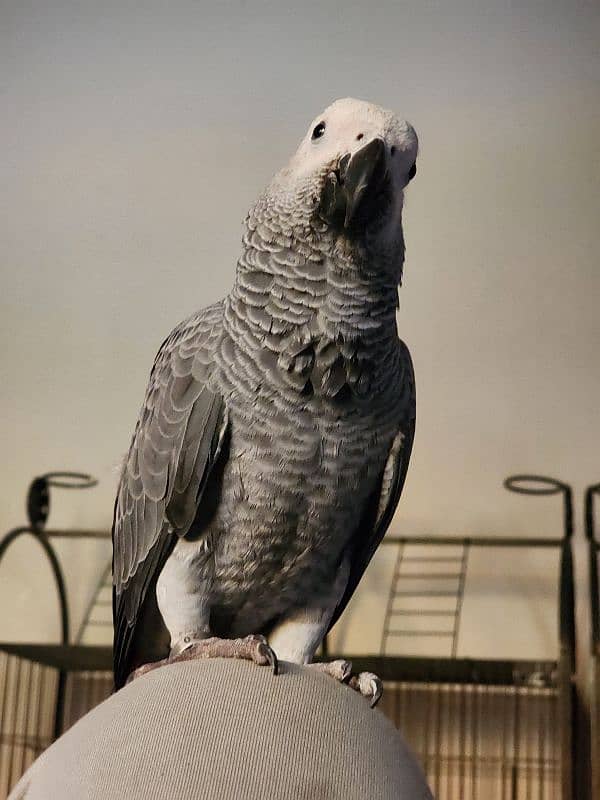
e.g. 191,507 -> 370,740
112,302 -> 226,688
329,340 -> 415,630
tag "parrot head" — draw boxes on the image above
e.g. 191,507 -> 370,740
301,98 -> 416,231
269,98 -> 418,278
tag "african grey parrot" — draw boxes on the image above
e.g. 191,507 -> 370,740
112,98 -> 418,704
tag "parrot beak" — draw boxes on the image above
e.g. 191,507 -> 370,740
319,137 -> 389,231
340,137 -> 387,228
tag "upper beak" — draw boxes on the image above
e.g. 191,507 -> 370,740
339,137 -> 387,228
319,137 -> 388,230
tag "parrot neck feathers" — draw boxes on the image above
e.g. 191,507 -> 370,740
224,203 -> 402,401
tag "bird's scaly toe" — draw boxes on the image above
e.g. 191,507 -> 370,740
247,634 -> 279,675
168,635 -> 279,675
126,657 -> 170,684
309,659 -> 353,683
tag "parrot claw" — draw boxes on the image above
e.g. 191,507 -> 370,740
310,662 -> 382,707
368,678 -> 383,708
348,672 -> 383,708
257,639 -> 279,675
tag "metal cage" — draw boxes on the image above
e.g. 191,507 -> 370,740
0,473 -> 579,799
323,474 -> 577,800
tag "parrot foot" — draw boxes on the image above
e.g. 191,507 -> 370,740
310,661 -> 383,708
348,672 -> 383,708
127,635 -> 278,684
171,634 -> 279,675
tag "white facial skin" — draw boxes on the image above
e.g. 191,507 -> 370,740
290,97 -> 418,191
278,98 -> 418,262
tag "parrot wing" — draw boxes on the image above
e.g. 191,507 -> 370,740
328,339 -> 415,631
112,302 -> 227,688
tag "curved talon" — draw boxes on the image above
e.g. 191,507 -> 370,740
261,643 -> 279,675
337,659 -> 353,683
247,634 -> 278,675
369,679 -> 383,708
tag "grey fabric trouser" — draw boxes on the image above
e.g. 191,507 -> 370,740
10,659 -> 433,799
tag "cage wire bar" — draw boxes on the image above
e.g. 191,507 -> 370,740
75,562 -> 113,645
0,473 -> 579,799
585,482 -> 600,800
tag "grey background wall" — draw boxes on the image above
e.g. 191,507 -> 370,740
1,1 -> 598,666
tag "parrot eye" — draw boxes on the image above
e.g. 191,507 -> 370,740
311,122 -> 326,141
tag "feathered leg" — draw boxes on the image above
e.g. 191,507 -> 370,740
128,546 -> 278,683
267,559 -> 383,707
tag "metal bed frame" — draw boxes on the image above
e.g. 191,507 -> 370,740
0,472 -> 579,799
